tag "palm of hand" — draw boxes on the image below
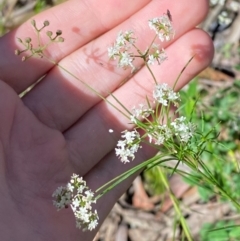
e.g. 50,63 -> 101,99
0,81 -> 80,239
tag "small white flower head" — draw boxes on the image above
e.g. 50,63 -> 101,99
108,45 -> 120,60
147,46 -> 167,65
130,104 -> 154,124
118,51 -> 135,70
121,129 -> 139,144
153,83 -> 180,106
171,116 -> 196,143
147,124 -> 173,145
52,174 -> 99,231
229,1 -> 240,12
218,11 -> 232,25
148,14 -> 175,42
115,129 -> 141,163
52,186 -> 72,210
116,30 -> 136,46
108,30 -> 136,72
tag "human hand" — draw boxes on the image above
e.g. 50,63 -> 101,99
0,0 -> 213,240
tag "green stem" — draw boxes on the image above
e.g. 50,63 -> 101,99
158,167 -> 193,241
173,56 -> 194,90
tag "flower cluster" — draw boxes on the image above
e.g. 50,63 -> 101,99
115,83 -> 196,161
147,124 -> 172,145
147,44 -> 167,65
52,174 -> 99,231
153,83 -> 180,106
115,129 -> 141,164
146,115 -> 196,146
116,112 -> 196,161
171,116 -> 196,143
145,114 -> 195,146
130,104 -> 154,124
108,13 -> 174,71
15,20 -> 64,61
108,30 -> 136,71
108,15 -> 196,172
148,14 -> 174,42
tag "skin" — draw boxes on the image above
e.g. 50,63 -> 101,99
0,0 -> 214,240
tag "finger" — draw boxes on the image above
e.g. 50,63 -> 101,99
65,29 -> 214,176
22,0 -> 209,131
0,0 -> 150,93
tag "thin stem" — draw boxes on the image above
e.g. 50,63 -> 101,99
173,56 -> 194,90
145,62 -> 158,84
46,57 -> 130,119
158,167 -> 193,241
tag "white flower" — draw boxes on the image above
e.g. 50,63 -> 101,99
121,129 -> 139,144
168,90 -> 180,102
119,51 -> 135,69
147,48 -> 167,65
147,124 -> 172,146
88,219 -> 98,231
116,144 -> 140,164
108,30 -> 136,71
52,186 -> 72,210
130,114 -> 137,124
67,183 -> 74,192
116,30 -> 135,45
116,140 -> 126,149
84,190 -> 95,201
72,198 -> 80,208
115,130 -> 141,163
153,83 -> 180,106
171,117 -> 196,143
52,174 -> 99,231
147,54 -> 155,65
116,31 -> 127,46
218,11 -> 232,25
77,185 -> 85,194
148,14 -> 174,42
131,104 -> 154,123
155,134 -> 165,145
108,45 -> 120,59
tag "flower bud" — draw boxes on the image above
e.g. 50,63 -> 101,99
56,30 -> 62,36
46,31 -> 53,37
25,37 -> 32,43
58,37 -> 64,42
43,20 -> 50,27
31,19 -> 36,27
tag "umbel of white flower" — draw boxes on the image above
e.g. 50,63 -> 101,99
153,83 -> 180,106
108,13 -> 174,72
108,30 -> 136,71
148,14 -> 175,42
116,83 -> 196,163
52,174 -> 99,231
115,129 -> 142,164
